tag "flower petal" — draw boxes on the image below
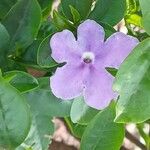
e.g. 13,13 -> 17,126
77,19 -> 105,52
104,32 -> 139,68
50,30 -> 80,63
83,68 -> 117,109
50,64 -> 85,100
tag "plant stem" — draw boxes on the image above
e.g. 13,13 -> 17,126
64,117 -> 74,135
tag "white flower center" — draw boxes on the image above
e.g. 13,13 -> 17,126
82,52 -> 95,64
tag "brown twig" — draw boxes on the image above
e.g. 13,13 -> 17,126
125,130 -> 147,150
120,146 -> 130,150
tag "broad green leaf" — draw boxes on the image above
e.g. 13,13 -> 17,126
16,115 -> 54,150
70,97 -> 99,125
100,22 -> 116,38
139,0 -> 150,35
0,77 -> 30,149
0,0 -> 17,19
114,38 -> 150,123
24,77 -> 72,117
2,0 -> 42,53
61,0 -> 93,21
80,102 -> 125,150
89,0 -> 126,26
4,71 -> 39,93
37,35 -> 58,68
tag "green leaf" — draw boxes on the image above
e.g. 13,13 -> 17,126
139,0 -> 150,35
0,76 -> 30,149
0,23 -> 10,49
100,22 -> 116,38
89,0 -> 126,26
126,14 -> 142,27
126,0 -> 137,14
4,71 -> 39,93
80,102 -> 125,150
2,0 -> 42,53
37,0 -> 53,18
16,115 -> 54,150
114,38 -> 150,123
106,67 -> 118,77
69,5 -> 81,24
0,0 -> 17,19
24,77 -> 72,117
70,97 -> 99,125
65,117 -> 86,139
20,40 -> 41,66
37,35 -> 58,68
61,0 -> 93,21
52,11 -> 75,31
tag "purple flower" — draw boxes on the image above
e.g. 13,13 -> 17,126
50,20 -> 139,109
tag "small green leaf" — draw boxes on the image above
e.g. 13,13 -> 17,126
89,0 -> 126,26
61,0 -> 93,21
69,5 -> 81,24
37,0 -> 53,18
2,0 -> 42,53
114,38 -> 150,123
52,10 -> 75,31
4,71 -> 39,93
0,76 -> 30,149
80,102 -> 125,150
70,97 -> 99,125
126,14 -> 142,27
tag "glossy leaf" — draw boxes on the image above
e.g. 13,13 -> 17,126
2,0 -> 42,53
100,22 -> 116,38
20,40 -> 41,67
16,115 -> 54,150
80,102 -> 125,150
70,97 -> 99,125
0,76 -> 30,149
52,11 -> 75,31
65,117 -> 86,139
69,5 -> 81,24
61,0 -> 93,21
37,0 -> 53,18
0,23 -> 10,49
139,0 -> 150,35
24,77 -> 72,117
0,0 -> 17,19
4,71 -> 39,93
89,0 -> 126,26
114,38 -> 150,123
37,35 -> 58,68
